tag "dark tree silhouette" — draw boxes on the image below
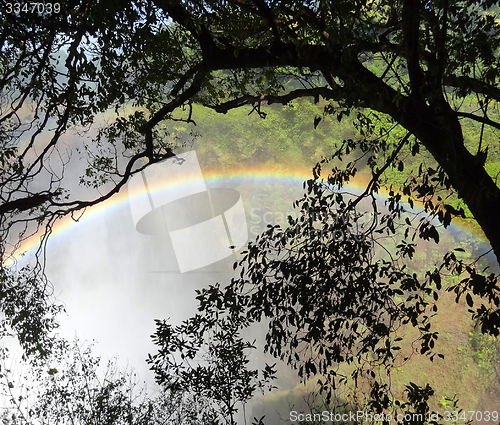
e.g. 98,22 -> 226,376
1,0 -> 499,264
1,0 -> 500,416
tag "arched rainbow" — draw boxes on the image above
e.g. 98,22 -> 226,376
5,163 -> 489,268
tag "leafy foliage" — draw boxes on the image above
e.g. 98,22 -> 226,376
148,298 -> 278,425
0,267 -> 62,358
0,338 -> 209,425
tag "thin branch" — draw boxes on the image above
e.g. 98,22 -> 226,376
51,149 -> 173,212
140,70 -> 206,133
444,75 -> 500,103
348,133 -> 410,212
455,111 -> 500,132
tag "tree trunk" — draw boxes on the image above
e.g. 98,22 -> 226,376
345,62 -> 500,266
402,97 -> 500,265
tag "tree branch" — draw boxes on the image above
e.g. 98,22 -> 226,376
402,0 -> 424,98
152,0 -> 218,58
443,75 -> 500,103
0,193 -> 56,216
348,133 -> 410,212
141,70 -> 206,133
212,87 -> 340,114
139,69 -> 206,161
51,150 -> 174,213
455,111 -> 500,132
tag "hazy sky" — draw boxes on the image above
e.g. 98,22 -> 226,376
41,151 -> 308,390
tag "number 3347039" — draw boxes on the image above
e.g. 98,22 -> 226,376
6,3 -> 61,14
443,411 -> 498,422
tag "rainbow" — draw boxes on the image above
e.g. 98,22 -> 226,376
6,163 -> 489,268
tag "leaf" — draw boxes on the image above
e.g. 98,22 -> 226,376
411,142 -> 419,156
466,293 -> 473,307
443,210 -> 451,228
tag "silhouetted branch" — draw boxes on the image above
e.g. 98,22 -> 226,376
444,75 -> 500,103
212,87 -> 340,114
455,111 -> 500,131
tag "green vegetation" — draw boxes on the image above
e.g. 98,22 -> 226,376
151,96 -> 500,422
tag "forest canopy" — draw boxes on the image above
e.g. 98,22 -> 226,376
1,0 -> 500,261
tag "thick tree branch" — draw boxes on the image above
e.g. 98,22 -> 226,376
443,75 -> 500,103
212,87 -> 340,113
455,111 -> 500,132
0,193 -> 56,216
402,0 -> 424,98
